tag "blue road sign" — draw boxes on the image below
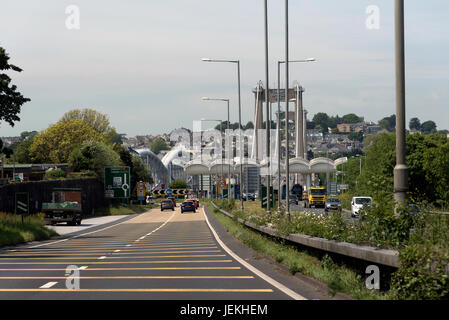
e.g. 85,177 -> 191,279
165,189 -> 173,196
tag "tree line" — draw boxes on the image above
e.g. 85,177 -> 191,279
339,132 -> 449,207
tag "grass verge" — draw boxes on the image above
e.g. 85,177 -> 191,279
205,201 -> 395,300
0,213 -> 58,247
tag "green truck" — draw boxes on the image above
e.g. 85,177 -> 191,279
43,188 -> 83,226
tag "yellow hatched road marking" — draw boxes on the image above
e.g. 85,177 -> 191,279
0,276 -> 254,279
0,267 -> 241,271
0,254 -> 226,260
0,250 -> 222,256
0,288 -> 273,293
0,260 -> 233,265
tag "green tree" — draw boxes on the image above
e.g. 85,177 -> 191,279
421,121 -> 437,134
409,117 -> 421,131
12,136 -> 35,163
113,144 -> 153,186
348,132 -> 364,142
312,113 -> 330,133
151,138 -> 170,155
169,179 -> 188,189
60,108 -> 118,143
341,113 -> 362,124
0,47 -> 31,127
131,153 -> 152,186
378,115 -> 396,132
69,140 -> 121,181
30,119 -> 105,163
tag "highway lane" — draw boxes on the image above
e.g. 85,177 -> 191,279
0,205 -> 303,300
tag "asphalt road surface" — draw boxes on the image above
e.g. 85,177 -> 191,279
0,205 -> 307,300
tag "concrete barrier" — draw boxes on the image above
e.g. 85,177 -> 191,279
210,202 -> 400,268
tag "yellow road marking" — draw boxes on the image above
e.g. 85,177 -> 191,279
0,260 -> 233,265
1,249 -> 219,255
0,267 -> 241,271
0,288 -> 273,293
0,250 -> 222,256
0,276 -> 254,279
0,254 -> 226,260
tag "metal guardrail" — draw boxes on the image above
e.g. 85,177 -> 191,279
210,202 -> 400,268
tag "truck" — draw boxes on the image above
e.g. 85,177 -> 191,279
304,186 -> 327,208
43,188 -> 83,226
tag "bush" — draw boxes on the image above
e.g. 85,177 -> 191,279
0,213 -> 57,247
392,214 -> 449,299
44,169 -> 66,180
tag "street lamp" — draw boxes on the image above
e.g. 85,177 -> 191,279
394,0 -> 408,209
202,57 -> 244,211
201,118 -> 223,200
276,58 -> 316,214
202,97 -> 231,202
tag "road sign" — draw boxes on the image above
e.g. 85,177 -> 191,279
137,181 -> 146,201
104,167 -> 130,198
165,188 -> 173,196
15,192 -> 29,215
261,186 -> 274,209
151,189 -> 189,197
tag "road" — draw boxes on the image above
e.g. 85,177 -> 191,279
0,205 -> 307,300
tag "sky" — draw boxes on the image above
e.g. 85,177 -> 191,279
1,0 -> 448,137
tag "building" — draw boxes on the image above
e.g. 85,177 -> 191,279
337,123 -> 364,133
0,163 -> 69,183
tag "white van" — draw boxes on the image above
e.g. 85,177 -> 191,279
351,197 -> 373,217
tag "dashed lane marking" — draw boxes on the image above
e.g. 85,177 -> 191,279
39,282 -> 58,289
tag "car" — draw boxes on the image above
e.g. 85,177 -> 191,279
186,198 -> 199,209
359,203 -> 377,220
289,194 -> 298,205
351,196 -> 373,217
161,199 -> 175,211
181,201 -> 196,213
167,197 -> 176,207
146,196 -> 155,205
247,193 -> 256,201
325,197 -> 342,213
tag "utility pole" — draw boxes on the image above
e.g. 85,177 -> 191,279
284,0 -> 290,219
394,0 -> 408,209
264,0 -> 271,214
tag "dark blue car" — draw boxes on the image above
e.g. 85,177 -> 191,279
181,201 -> 196,213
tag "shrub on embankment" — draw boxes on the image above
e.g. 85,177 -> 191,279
212,199 -> 449,300
0,213 -> 58,247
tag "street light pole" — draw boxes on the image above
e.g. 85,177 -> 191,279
200,118 -> 223,200
202,97 -> 231,202
284,0 -> 291,219
277,61 -> 282,214
264,0 -> 271,214
276,58 -> 315,214
202,58 -> 244,211
394,0 -> 408,208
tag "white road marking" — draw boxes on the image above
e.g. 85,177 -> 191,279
98,256 -> 106,260
126,245 -> 132,247
114,250 -> 121,253
40,282 -> 57,289
78,266 -> 88,270
202,207 -> 307,301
